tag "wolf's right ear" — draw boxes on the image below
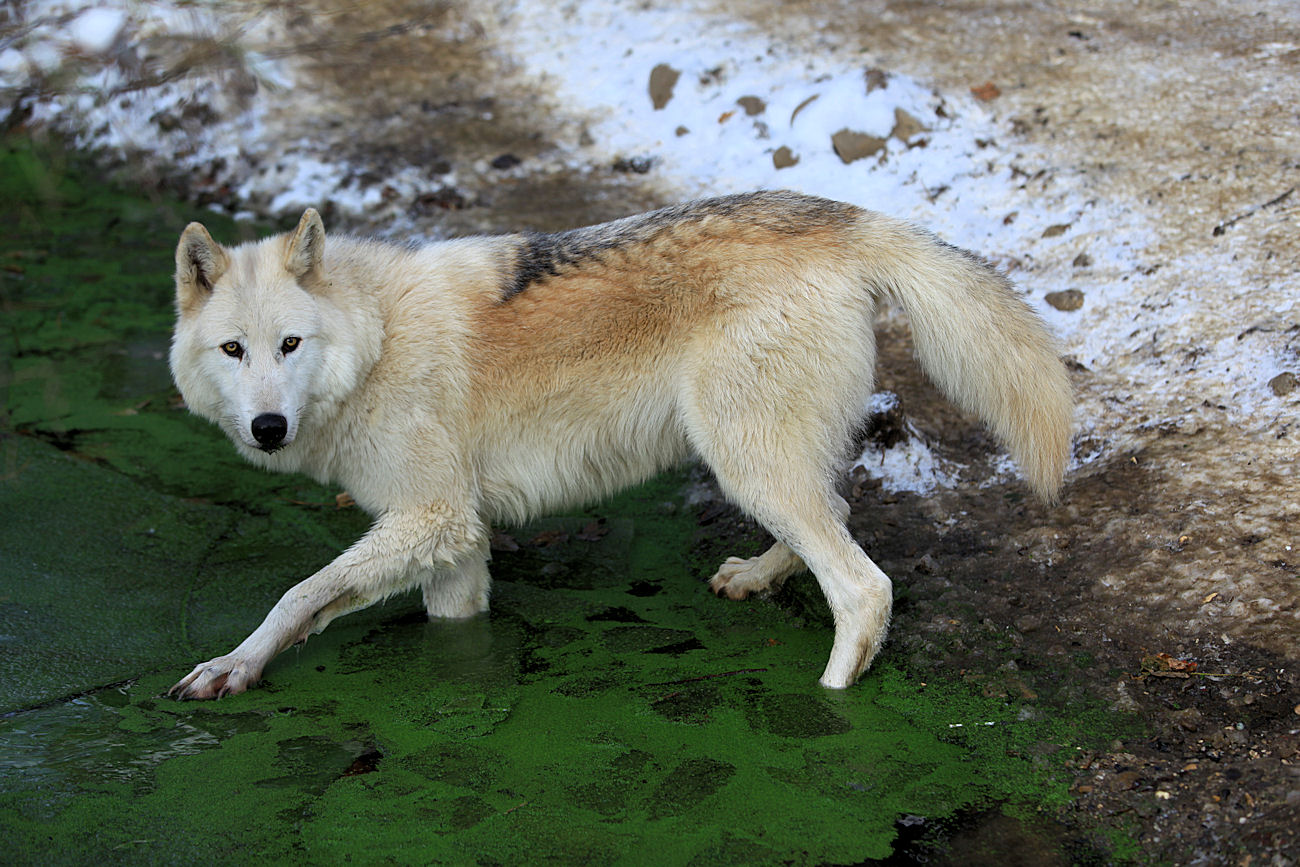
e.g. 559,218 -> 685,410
175,222 -> 229,315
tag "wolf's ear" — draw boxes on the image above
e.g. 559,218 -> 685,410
284,208 -> 325,280
175,222 -> 229,315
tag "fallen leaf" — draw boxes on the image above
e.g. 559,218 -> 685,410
1140,652 -> 1199,677
113,398 -> 152,416
490,531 -> 520,552
971,81 -> 1001,101
530,529 -> 570,547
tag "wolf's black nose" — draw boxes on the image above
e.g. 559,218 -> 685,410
251,413 -> 288,449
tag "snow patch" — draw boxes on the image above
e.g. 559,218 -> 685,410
854,433 -> 962,496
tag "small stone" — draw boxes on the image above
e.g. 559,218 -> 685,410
675,126 -> 690,137
1042,223 -> 1071,238
1072,252 -> 1093,267
1170,707 -> 1204,731
1269,371 -> 1296,396
1110,770 -> 1142,791
831,129 -> 887,164
489,153 -> 521,170
1014,615 -> 1043,633
736,95 -> 766,116
772,146 -> 799,169
890,108 -> 928,142
649,63 -> 680,110
612,156 -> 655,174
1045,289 -> 1085,311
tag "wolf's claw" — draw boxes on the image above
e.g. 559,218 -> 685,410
169,655 -> 261,700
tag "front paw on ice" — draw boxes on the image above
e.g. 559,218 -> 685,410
169,656 -> 261,700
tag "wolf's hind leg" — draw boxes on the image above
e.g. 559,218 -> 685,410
725,486 -> 891,689
709,497 -> 849,599
421,554 -> 490,619
693,426 -> 890,688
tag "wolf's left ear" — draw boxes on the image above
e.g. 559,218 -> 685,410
175,222 -> 230,315
284,208 -> 325,280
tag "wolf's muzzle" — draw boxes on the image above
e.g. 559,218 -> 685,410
251,413 -> 288,450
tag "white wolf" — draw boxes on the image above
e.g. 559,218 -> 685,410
168,191 -> 1072,699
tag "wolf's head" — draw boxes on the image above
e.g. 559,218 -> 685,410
170,209 -> 363,462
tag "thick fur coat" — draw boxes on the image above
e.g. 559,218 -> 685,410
168,192 -> 1072,698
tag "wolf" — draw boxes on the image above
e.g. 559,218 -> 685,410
167,191 -> 1072,699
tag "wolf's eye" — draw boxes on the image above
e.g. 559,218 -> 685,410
220,341 -> 243,359
281,336 -> 301,354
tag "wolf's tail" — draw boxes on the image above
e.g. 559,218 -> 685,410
856,215 -> 1074,501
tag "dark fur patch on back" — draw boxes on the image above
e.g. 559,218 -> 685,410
500,191 -> 859,301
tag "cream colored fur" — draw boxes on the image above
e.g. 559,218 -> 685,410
167,192 -> 1072,699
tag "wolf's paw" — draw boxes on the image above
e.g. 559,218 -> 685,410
169,655 -> 263,700
709,556 -> 775,600
817,577 -> 893,689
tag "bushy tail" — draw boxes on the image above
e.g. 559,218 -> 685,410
856,215 -> 1074,501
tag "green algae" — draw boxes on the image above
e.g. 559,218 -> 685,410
0,134 -> 1128,865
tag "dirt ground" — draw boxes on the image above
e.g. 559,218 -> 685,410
778,4 -> 1300,862
4,0 -> 1297,863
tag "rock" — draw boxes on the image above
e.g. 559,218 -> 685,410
411,187 -> 467,213
831,129 -> 887,164
1268,371 -> 1296,396
1108,770 -> 1143,791
1169,707 -> 1204,731
1042,223 -> 1071,238
1072,252 -> 1093,267
612,156 -> 655,174
1045,289 -> 1085,311
490,153 -> 521,170
736,95 -> 766,116
772,146 -> 799,169
1014,615 -> 1043,633
890,108 -> 928,142
648,63 -> 680,110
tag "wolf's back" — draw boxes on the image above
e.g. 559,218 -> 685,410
854,215 -> 1073,501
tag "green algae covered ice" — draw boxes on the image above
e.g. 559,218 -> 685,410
0,137 -> 1119,865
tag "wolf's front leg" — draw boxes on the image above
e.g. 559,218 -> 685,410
421,552 -> 491,619
170,506 -> 485,699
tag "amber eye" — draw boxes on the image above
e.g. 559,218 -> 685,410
281,336 -> 301,354
220,341 -> 243,359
